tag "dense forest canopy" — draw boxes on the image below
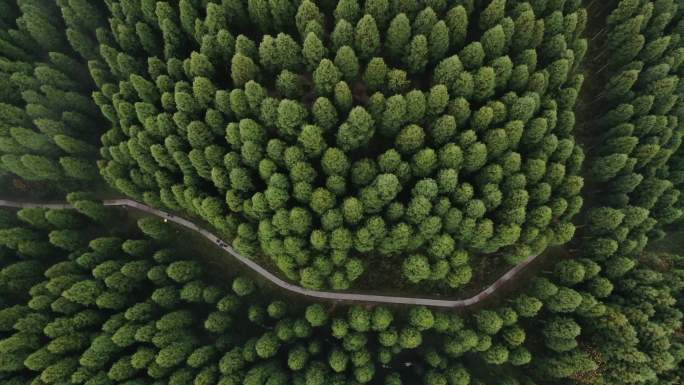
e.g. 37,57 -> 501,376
0,1 -> 683,385
4,0 -> 590,291
86,0 -> 591,292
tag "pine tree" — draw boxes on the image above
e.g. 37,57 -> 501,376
275,33 -> 303,71
429,21 -> 450,63
444,5 -> 468,50
405,35 -> 428,74
331,19 -> 354,52
354,15 -> 381,60
386,13 -> 411,60
364,0 -> 390,29
313,59 -> 341,95
334,0 -> 360,24
247,0 -> 272,32
334,46 -> 359,82
295,1 -> 324,37
479,0 -> 506,31
481,25 -> 506,59
337,107 -> 374,151
302,33 -> 326,70
231,53 -> 259,86
363,58 -> 387,93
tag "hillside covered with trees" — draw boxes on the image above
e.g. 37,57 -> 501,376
0,1 -> 683,384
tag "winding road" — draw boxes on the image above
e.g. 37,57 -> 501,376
0,198 -> 540,308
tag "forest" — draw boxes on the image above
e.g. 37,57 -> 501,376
0,0 -> 683,384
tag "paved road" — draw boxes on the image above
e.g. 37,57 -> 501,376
0,199 -> 540,308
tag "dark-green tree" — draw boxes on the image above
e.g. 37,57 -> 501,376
0,1 -> 105,195
81,0 -> 591,292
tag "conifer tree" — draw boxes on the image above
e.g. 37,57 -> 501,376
405,34 -> 428,74
1,0 -> 635,309
354,15 -> 380,60
302,32 -> 326,71
386,13 -> 411,60
334,46 -> 360,83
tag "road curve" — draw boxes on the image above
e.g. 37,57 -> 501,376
0,199 -> 539,308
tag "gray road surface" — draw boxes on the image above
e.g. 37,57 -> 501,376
0,199 -> 540,308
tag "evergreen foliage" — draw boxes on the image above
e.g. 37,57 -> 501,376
1,2 -> 684,384
0,0 -> 103,192
0,206 -> 565,385
565,1 -> 684,383
83,0 -> 588,291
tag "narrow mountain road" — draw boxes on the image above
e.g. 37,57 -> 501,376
0,198 -> 541,308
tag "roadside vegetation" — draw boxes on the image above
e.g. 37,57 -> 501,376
0,1 -> 683,384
